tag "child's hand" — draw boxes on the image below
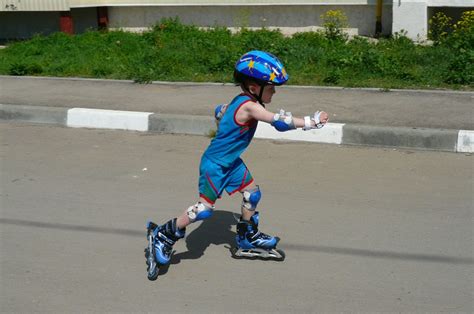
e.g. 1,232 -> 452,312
319,111 -> 329,124
311,111 -> 329,129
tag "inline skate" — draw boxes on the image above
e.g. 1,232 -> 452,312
145,218 -> 185,280
231,212 -> 285,261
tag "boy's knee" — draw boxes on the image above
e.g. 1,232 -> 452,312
241,186 -> 261,211
186,202 -> 214,223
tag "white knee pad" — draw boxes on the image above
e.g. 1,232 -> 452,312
186,202 -> 214,223
241,186 -> 261,211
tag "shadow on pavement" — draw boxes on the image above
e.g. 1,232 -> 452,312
171,210 -> 237,262
157,210 -> 237,275
1,216 -> 473,265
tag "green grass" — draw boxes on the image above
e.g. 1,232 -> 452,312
0,18 -> 472,89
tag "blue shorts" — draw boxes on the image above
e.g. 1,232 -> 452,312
199,155 -> 254,205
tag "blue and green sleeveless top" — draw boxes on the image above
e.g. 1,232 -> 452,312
203,94 -> 258,168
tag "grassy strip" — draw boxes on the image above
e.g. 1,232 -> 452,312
0,19 -> 472,90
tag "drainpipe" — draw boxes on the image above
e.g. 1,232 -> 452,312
375,0 -> 383,36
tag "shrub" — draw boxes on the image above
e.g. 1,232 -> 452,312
428,12 -> 452,43
323,68 -> 342,84
0,18 -> 471,89
443,10 -> 474,85
8,62 -> 43,76
8,63 -> 29,76
320,9 -> 349,41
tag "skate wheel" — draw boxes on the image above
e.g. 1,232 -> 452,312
147,270 -> 159,281
274,249 -> 286,261
147,265 -> 159,281
230,247 -> 285,261
144,247 -> 159,281
228,248 -> 240,259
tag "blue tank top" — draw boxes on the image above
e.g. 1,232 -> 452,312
203,94 -> 258,167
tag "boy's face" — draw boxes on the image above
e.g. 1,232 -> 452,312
261,85 -> 276,104
249,83 -> 276,104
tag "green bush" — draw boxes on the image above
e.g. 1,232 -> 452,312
0,17 -> 472,89
429,12 -> 452,43
442,11 -> 474,85
320,9 -> 349,41
8,62 -> 43,75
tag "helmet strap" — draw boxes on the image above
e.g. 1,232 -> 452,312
242,82 -> 265,107
257,83 -> 266,107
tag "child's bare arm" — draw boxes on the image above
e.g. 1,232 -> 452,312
244,103 -> 275,123
245,102 -> 329,130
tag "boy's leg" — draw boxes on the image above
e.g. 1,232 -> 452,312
148,158 -> 222,266
148,196 -> 214,268
225,158 -> 257,220
226,160 -> 278,251
240,181 -> 259,221
175,156 -> 226,229
176,197 -> 214,229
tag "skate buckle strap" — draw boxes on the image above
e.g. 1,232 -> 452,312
157,231 -> 175,246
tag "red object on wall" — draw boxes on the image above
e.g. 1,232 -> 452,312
97,7 -> 109,29
60,12 -> 74,34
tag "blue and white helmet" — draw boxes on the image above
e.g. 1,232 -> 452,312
234,50 -> 289,86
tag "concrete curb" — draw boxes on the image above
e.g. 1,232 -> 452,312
149,113 -> 216,136
1,104 -> 472,153
0,104 -> 68,125
342,124 -> 461,152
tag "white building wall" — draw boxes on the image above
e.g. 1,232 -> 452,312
108,4 -> 393,37
69,0 -> 381,6
392,0 -> 428,40
427,0 -> 473,7
1,0 -> 472,40
0,0 -> 69,11
392,0 -> 473,40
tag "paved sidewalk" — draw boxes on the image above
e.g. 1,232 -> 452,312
1,75 -> 473,152
2,75 -> 473,130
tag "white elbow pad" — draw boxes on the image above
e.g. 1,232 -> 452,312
271,109 -> 296,132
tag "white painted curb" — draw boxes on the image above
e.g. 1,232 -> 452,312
255,122 -> 345,144
2,104 -> 473,153
457,130 -> 474,153
67,108 -> 152,131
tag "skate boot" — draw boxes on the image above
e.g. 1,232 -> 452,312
145,218 -> 185,280
231,212 -> 285,261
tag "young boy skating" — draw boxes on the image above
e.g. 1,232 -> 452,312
145,50 -> 329,280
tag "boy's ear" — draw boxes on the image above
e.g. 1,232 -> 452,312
247,82 -> 260,94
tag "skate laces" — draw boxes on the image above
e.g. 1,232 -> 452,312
250,231 -> 273,241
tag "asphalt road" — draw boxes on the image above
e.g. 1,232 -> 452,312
1,122 -> 473,313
